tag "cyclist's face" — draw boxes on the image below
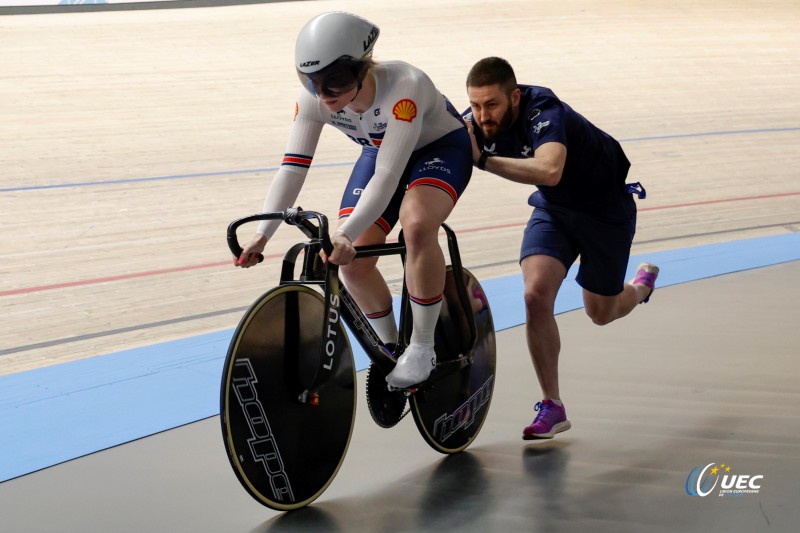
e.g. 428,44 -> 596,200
301,61 -> 362,109
318,85 -> 359,110
468,84 -> 519,140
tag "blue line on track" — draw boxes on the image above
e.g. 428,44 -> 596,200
0,162 -> 353,193
3,127 -> 798,193
619,126 -> 800,143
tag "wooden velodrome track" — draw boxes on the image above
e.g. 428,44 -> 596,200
2,0 -> 798,376
1,1 -> 800,531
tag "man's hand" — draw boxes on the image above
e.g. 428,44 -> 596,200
320,230 -> 356,265
463,116 -> 482,164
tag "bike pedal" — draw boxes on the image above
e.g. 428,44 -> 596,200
386,384 -> 418,394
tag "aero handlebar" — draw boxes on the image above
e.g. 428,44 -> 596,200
226,208 -> 334,262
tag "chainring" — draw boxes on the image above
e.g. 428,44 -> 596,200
366,363 -> 408,428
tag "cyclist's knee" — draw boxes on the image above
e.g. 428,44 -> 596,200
399,190 -> 451,245
398,212 -> 437,246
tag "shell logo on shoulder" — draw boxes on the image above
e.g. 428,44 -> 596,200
392,99 -> 417,122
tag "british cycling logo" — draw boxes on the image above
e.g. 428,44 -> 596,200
686,462 -> 764,497
533,120 -> 551,134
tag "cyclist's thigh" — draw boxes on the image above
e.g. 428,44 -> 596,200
406,128 -> 473,205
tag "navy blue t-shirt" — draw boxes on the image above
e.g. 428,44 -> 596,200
465,85 -> 630,212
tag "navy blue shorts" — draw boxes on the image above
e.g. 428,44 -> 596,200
339,128 -> 473,234
520,191 -> 637,296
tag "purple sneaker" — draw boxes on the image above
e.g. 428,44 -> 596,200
523,399 -> 571,440
632,262 -> 660,303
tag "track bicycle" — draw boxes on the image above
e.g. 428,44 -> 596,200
220,208 -> 496,510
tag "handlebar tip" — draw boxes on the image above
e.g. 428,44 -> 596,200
237,253 -> 264,266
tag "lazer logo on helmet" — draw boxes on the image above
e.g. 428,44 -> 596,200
300,60 -> 320,68
363,27 -> 379,51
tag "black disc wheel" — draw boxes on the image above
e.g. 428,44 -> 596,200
220,285 -> 355,510
411,266 -> 496,454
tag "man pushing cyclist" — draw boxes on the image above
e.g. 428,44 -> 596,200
463,57 -> 660,440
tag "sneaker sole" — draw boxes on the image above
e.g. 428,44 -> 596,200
522,420 -> 572,440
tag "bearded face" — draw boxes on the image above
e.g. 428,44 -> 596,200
468,85 -> 518,142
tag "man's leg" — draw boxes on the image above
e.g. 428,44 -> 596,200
521,254 -> 566,401
582,263 -> 659,326
385,185 -> 454,388
576,193 -> 659,325
520,253 -> 573,440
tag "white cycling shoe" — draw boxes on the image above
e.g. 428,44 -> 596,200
386,344 -> 436,389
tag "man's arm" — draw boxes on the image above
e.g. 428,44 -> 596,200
463,115 -> 567,187
482,142 -> 567,187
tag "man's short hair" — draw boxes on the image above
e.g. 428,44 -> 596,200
466,57 -> 518,94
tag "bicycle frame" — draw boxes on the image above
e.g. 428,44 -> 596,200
227,208 -> 478,403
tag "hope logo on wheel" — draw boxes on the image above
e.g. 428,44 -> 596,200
432,375 -> 494,442
230,358 -> 295,502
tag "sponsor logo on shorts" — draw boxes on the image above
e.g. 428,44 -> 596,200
422,157 -> 451,174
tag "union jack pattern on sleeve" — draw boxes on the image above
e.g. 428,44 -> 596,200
282,153 -> 313,168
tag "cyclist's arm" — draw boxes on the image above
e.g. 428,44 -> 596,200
256,94 -> 324,239
337,85 -> 425,240
481,141 -> 566,187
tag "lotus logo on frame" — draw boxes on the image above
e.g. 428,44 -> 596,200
686,462 -> 764,497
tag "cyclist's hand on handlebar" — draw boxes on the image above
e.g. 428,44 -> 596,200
235,233 -> 267,268
320,230 -> 356,266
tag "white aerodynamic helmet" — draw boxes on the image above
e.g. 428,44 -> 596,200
295,12 -> 380,97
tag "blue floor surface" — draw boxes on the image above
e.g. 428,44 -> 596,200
1,234 -> 798,482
